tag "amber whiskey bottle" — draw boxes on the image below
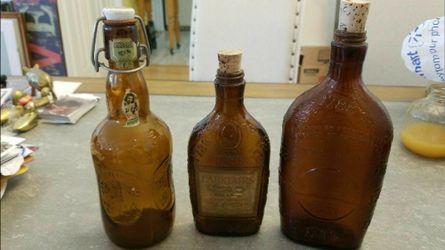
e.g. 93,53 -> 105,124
279,1 -> 393,248
90,8 -> 174,248
188,50 -> 270,235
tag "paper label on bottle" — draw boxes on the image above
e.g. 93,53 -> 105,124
196,167 -> 262,217
109,38 -> 137,70
121,88 -> 140,127
401,16 -> 445,82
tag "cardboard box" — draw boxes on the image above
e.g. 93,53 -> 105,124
298,64 -> 329,84
300,46 -> 331,65
297,46 -> 330,84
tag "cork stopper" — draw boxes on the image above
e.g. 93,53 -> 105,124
338,0 -> 370,33
103,8 -> 135,21
218,49 -> 242,74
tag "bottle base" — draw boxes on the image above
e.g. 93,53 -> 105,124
107,233 -> 170,249
280,219 -> 362,249
194,216 -> 261,236
101,208 -> 174,248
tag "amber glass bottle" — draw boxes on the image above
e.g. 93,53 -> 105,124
279,1 -> 393,248
90,8 -> 174,248
188,50 -> 270,236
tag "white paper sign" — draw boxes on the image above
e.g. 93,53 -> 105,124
401,17 -> 445,82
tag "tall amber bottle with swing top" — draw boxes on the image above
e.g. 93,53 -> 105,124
90,8 -> 174,248
280,1 -> 393,248
188,50 -> 270,235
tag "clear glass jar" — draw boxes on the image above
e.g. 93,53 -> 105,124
400,83 -> 445,158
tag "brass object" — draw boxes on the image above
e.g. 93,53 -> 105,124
0,66 -> 57,132
32,96 -> 50,108
40,87 -> 50,97
1,108 -> 11,125
11,90 -> 26,105
25,101 -> 36,112
12,111 -> 39,132
14,105 -> 25,116
23,64 -> 57,100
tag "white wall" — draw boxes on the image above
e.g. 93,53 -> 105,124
299,0 -> 444,86
364,0 -> 444,86
56,0 -> 444,85
299,0 -> 336,46
190,0 -> 303,83
58,0 -> 124,77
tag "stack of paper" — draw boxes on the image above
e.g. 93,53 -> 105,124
1,135 -> 35,199
37,94 -> 99,124
1,88 -> 13,107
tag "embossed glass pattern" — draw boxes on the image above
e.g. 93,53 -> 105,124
279,31 -> 393,248
90,18 -> 174,248
188,69 -> 270,236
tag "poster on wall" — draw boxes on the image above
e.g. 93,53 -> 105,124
13,0 -> 67,76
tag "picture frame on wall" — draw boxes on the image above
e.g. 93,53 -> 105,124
13,0 -> 67,76
0,12 -> 31,76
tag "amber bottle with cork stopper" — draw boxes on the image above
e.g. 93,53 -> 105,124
90,8 -> 174,248
279,1 -> 393,248
188,50 -> 270,235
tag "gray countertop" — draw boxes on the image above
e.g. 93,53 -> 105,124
1,95 -> 444,250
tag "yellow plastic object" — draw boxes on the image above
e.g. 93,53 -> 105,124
400,122 -> 445,158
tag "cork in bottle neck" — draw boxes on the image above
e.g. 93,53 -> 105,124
217,49 -> 243,74
214,50 -> 245,111
330,0 -> 369,58
337,0 -> 370,33
321,1 -> 370,89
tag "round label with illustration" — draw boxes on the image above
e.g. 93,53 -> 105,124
122,89 -> 140,127
99,170 -> 143,225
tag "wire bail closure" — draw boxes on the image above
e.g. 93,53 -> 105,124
91,15 -> 151,73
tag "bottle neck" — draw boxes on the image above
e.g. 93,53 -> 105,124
103,19 -> 140,71
105,71 -> 150,121
102,19 -> 150,124
327,31 -> 367,84
214,70 -> 246,114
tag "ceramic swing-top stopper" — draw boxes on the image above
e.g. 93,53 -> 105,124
218,49 -> 242,74
103,8 -> 135,21
338,0 -> 370,33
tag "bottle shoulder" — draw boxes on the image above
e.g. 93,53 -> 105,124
189,112 -> 270,155
188,113 -> 270,168
284,81 -> 393,135
91,114 -> 172,148
191,110 -> 268,137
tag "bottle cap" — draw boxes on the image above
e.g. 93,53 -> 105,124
103,8 -> 135,21
218,49 -> 242,74
337,0 -> 370,33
